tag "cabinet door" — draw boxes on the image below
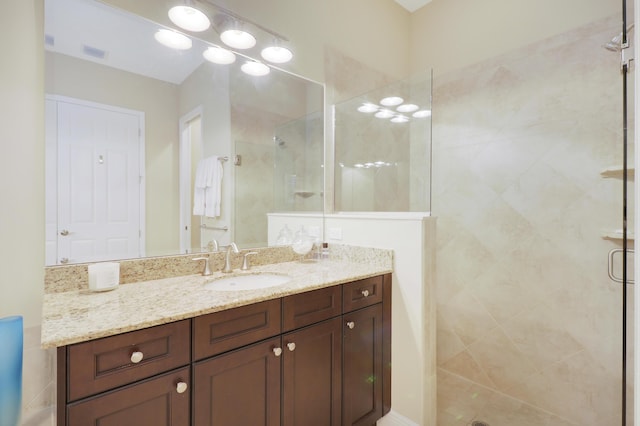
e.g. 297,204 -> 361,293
343,304 -> 384,426
193,337 -> 282,426
282,317 -> 342,426
66,367 -> 190,426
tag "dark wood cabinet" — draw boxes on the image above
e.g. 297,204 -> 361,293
193,337 -> 282,426
343,304 -> 384,426
66,367 -> 190,426
282,317 -> 343,426
58,273 -> 392,426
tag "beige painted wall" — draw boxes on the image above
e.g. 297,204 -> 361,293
410,0 -> 620,75
0,0 -> 45,328
45,52 -> 181,258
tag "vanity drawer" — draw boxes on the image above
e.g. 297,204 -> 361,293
67,319 -> 191,402
193,299 -> 282,360
343,275 -> 384,313
283,285 -> 342,332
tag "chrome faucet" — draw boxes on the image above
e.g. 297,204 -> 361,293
206,239 -> 219,252
222,243 -> 240,273
242,252 -> 258,270
193,255 -> 212,276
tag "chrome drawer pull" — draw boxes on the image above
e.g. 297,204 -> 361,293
346,321 -> 355,330
130,351 -> 144,364
287,342 -> 296,352
176,382 -> 188,394
273,347 -> 283,357
361,289 -> 370,297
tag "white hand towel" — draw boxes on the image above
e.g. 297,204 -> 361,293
194,156 -> 223,218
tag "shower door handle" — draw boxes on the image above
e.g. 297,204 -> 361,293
608,248 -> 635,284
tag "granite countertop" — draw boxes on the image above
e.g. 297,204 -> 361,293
41,259 -> 391,348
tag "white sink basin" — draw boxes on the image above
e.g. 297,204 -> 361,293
204,273 -> 291,291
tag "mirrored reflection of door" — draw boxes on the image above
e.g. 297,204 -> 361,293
45,96 -> 144,265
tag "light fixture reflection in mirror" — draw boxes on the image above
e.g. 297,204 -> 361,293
241,60 -> 270,76
203,45 -> 236,64
154,29 -> 193,50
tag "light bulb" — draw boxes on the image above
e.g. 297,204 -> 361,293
221,29 -> 256,49
380,96 -> 403,106
154,29 -> 192,50
203,46 -> 236,64
357,103 -> 378,113
261,46 -> 293,63
241,61 -> 270,76
397,103 -> 419,113
413,110 -> 432,118
168,6 -> 210,32
375,109 -> 394,119
391,115 -> 409,123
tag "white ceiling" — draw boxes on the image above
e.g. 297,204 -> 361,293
394,0 -> 432,13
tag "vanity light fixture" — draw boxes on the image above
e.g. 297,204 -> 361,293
391,115 -> 409,123
154,29 -> 192,50
168,3 -> 211,32
261,43 -> 293,64
413,109 -> 432,118
357,103 -> 379,113
374,109 -> 395,119
221,28 -> 257,49
241,60 -> 270,76
397,103 -> 419,113
203,45 -> 236,64
380,96 -> 404,107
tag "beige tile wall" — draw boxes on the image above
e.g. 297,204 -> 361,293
433,14 -> 633,425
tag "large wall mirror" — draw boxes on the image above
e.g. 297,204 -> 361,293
44,0 -> 324,266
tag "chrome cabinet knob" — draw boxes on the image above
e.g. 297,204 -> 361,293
287,342 -> 296,352
273,347 -> 283,357
361,289 -> 370,297
176,382 -> 188,394
60,229 -> 69,236
60,258 -> 69,264
130,351 -> 144,363
346,321 -> 355,330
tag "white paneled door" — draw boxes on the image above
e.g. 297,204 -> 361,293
46,96 -> 144,265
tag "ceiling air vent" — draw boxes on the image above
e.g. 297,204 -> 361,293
82,44 -> 107,60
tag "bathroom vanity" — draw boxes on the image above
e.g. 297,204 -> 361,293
44,258 -> 391,426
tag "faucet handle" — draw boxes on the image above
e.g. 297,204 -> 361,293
242,252 -> 259,270
193,256 -> 212,276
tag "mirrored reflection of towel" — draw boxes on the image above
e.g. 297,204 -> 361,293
193,156 -> 223,217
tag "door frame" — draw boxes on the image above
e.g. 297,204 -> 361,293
45,94 -> 146,264
179,106 -> 203,254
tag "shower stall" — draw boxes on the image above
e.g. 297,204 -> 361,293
432,5 -> 636,425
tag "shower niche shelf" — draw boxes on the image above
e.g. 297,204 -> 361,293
600,166 -> 635,179
602,230 -> 635,241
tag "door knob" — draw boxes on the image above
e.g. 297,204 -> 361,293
130,351 -> 144,363
273,347 -> 283,357
346,321 -> 355,329
176,382 -> 188,394
361,289 -> 370,297
60,258 -> 69,264
60,229 -> 69,236
287,342 -> 296,352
